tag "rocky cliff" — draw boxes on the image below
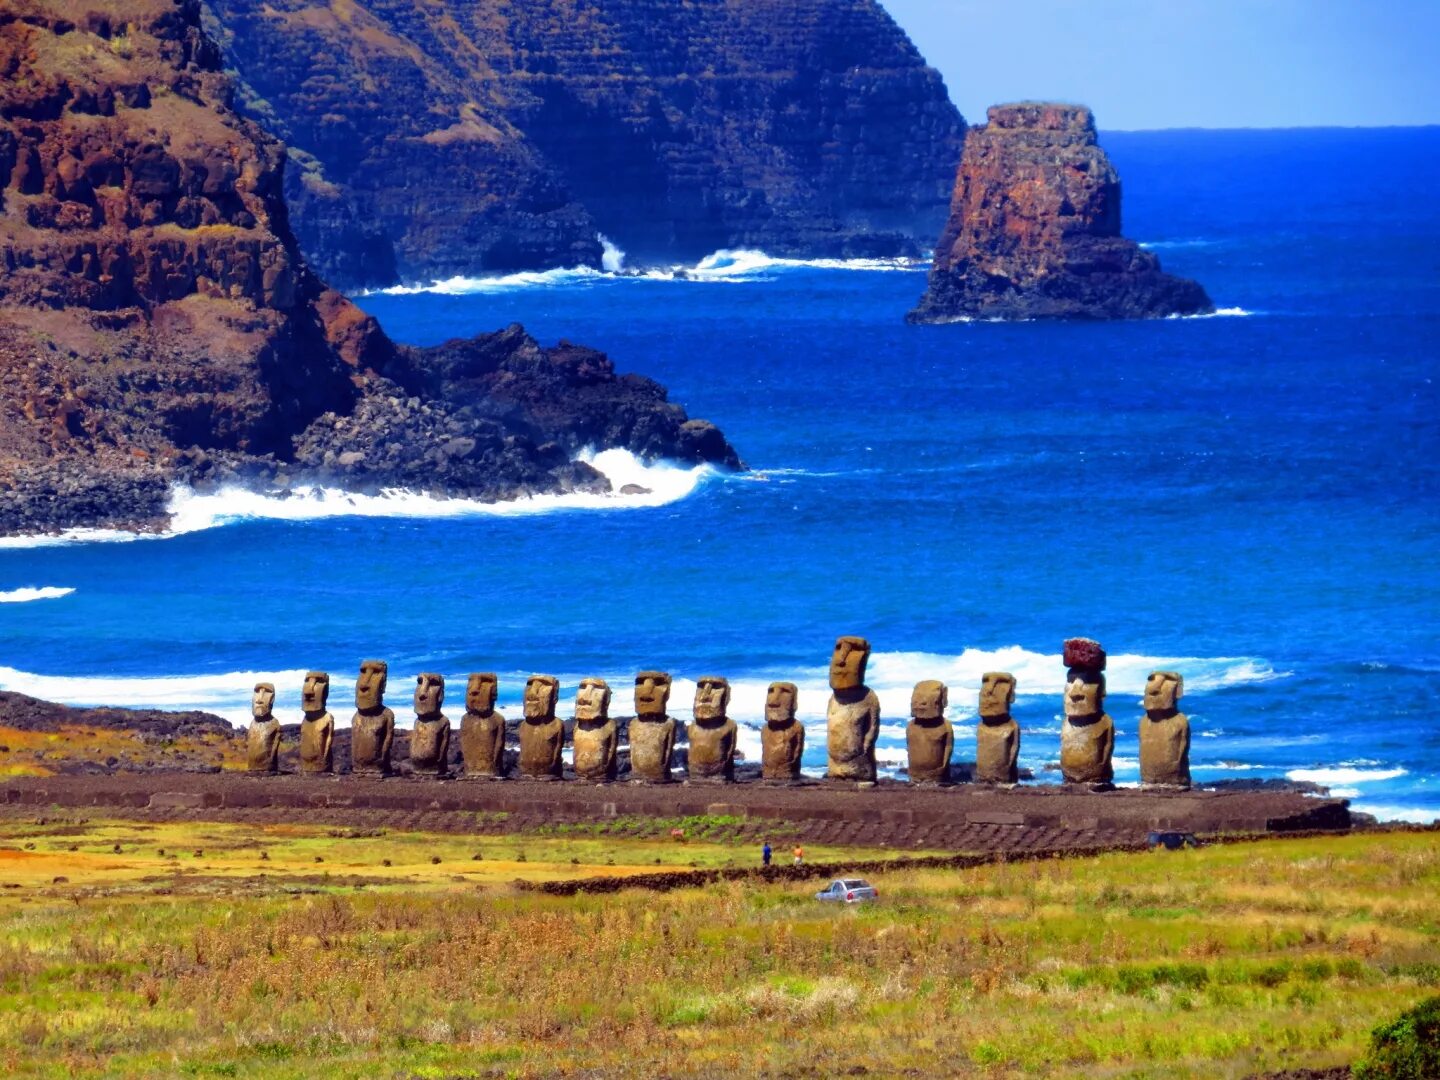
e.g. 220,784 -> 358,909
909,103 -> 1211,323
0,0 -> 738,536
201,0 -> 965,288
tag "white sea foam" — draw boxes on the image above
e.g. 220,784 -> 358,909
1139,239 -> 1220,250
374,248 -> 925,294
0,449 -> 716,549
1168,306 -> 1253,319
0,586 -> 75,603
1343,804 -> 1439,825
1286,766 -> 1408,785
599,234 -> 626,273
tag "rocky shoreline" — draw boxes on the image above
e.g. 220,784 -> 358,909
0,1 -> 739,538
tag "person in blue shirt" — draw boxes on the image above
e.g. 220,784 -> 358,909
762,841 -> 772,867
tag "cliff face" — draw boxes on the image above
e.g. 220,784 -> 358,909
909,103 -> 1211,323
202,0 -> 965,288
0,0 -> 738,536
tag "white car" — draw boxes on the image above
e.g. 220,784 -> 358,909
814,878 -> 878,903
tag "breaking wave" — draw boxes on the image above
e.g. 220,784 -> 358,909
1168,306 -> 1253,319
374,248 -> 925,294
0,586 -> 75,603
0,449 -> 718,549
1285,766 -> 1408,785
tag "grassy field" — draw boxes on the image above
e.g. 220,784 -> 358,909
0,819 -> 1436,1078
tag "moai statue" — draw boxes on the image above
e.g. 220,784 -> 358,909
517,675 -> 564,780
298,671 -> 335,775
459,673 -> 506,779
409,673 -> 451,777
761,681 -> 805,782
826,636 -> 880,782
245,682 -> 281,774
975,672 -> 1021,785
1139,670 -> 1191,789
350,659 -> 395,778
1059,638 -> 1115,788
572,678 -> 618,782
687,676 -> 738,782
905,680 -> 953,784
628,671 -> 677,783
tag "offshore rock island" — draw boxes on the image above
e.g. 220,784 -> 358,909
201,0 -> 966,288
910,103 -> 1212,323
0,0 -> 738,536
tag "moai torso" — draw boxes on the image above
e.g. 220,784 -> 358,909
245,682 -> 280,773
409,673 -> 450,776
1059,639 -> 1114,787
628,671 -> 677,783
572,678 -> 618,782
905,680 -> 952,784
350,659 -> 395,778
974,672 -> 1020,785
826,636 -> 880,782
459,674 -> 506,779
1139,671 -> 1191,789
517,675 -> 564,779
687,676 -> 737,782
761,681 -> 805,782
298,671 -> 334,775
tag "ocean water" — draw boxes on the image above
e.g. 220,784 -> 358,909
2,128 -> 1437,822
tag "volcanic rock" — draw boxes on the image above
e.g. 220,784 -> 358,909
909,103 -> 1212,323
0,1 -> 739,536
202,0 -> 965,287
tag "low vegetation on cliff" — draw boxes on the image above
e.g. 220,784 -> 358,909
203,0 -> 965,286
0,824 -> 1434,1077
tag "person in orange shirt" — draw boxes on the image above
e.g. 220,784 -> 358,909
792,845 -> 804,865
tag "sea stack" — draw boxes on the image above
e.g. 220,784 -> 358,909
909,103 -> 1212,322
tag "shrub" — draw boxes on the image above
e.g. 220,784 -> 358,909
1354,995 -> 1440,1079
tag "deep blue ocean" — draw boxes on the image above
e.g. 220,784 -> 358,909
2,128 -> 1437,821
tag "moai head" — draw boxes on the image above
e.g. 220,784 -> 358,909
466,673 -> 498,714
765,681 -> 798,727
1064,670 -> 1106,719
635,671 -> 672,719
693,676 -> 731,722
252,682 -> 276,720
356,660 -> 388,712
523,675 -> 559,722
414,673 -> 445,717
829,636 -> 871,692
301,671 -> 330,713
911,680 -> 948,721
1144,671 -> 1184,715
979,672 -> 1016,719
575,677 -> 611,722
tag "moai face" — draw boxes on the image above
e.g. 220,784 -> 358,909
979,672 -> 1016,719
523,675 -> 559,721
356,660 -> 388,711
575,677 -> 611,722
414,673 -> 445,716
301,671 -> 330,713
1064,671 -> 1105,718
1144,671 -> 1183,714
635,671 -> 672,718
252,682 -> 275,719
466,673 -> 498,714
911,680 -> 948,721
693,677 -> 731,722
829,636 -> 871,692
765,682 -> 798,726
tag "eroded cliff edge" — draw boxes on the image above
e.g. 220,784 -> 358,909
0,0 -> 739,537
909,103 -> 1211,323
201,0 -> 965,289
